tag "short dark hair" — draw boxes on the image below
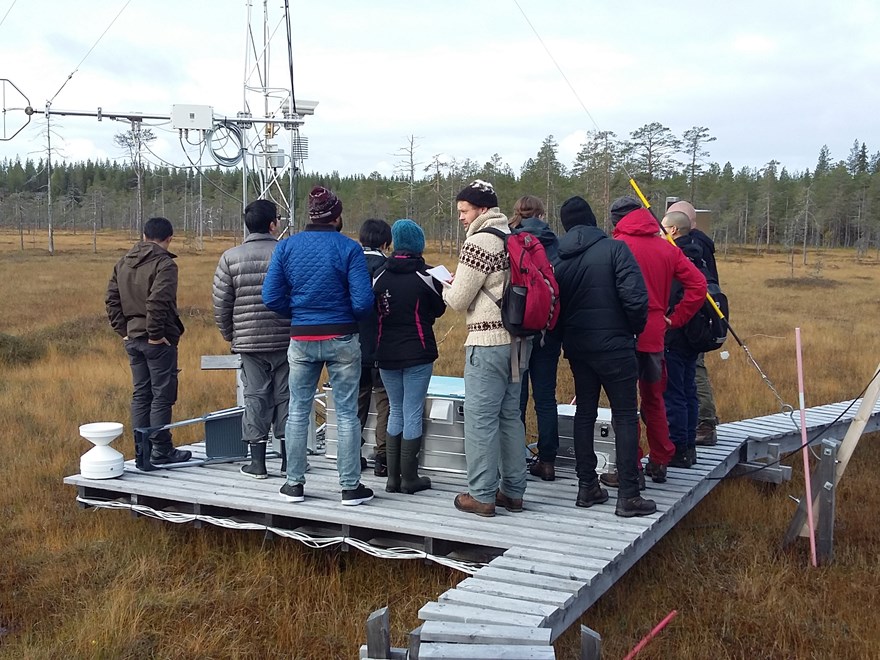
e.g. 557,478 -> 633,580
244,199 -> 278,234
143,217 -> 173,241
359,218 -> 392,248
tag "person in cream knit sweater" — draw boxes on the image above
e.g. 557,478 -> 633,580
443,180 -> 531,517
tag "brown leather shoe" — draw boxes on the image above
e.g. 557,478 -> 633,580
528,460 -> 555,481
599,470 -> 619,488
454,492 -> 496,517
495,490 -> 524,513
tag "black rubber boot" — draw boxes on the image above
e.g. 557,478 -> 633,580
279,438 -> 287,476
385,433 -> 402,493
400,435 -> 431,494
241,442 -> 268,479
150,440 -> 192,465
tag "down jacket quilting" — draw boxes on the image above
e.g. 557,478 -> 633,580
212,232 -> 291,352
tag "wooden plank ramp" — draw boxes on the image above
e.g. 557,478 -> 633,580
64,395 -> 880,659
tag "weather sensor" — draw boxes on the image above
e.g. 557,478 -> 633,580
79,422 -> 125,479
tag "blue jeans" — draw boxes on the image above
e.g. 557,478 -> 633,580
519,331 -> 561,462
665,348 -> 698,451
380,362 -> 434,440
285,335 -> 361,490
464,343 -> 530,504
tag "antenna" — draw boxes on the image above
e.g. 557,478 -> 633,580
238,0 -> 315,236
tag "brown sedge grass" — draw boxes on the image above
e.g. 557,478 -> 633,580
1,230 -> 879,658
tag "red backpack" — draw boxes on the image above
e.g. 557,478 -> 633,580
477,227 -> 560,337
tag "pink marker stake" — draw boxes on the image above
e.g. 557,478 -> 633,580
795,327 -> 818,567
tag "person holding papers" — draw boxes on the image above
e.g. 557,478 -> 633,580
372,219 -> 447,495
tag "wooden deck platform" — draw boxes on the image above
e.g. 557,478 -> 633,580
64,396 -> 880,659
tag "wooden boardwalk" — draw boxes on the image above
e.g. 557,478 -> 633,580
64,396 -> 880,659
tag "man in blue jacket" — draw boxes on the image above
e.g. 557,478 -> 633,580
263,186 -> 376,505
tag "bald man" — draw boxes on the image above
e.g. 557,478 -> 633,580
667,200 -> 718,445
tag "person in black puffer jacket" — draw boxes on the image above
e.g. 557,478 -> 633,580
213,200 -> 292,479
554,196 -> 655,518
357,219 -> 392,476
373,219 -> 447,495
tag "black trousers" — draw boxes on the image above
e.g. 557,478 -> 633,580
567,352 -> 641,499
125,339 -> 178,446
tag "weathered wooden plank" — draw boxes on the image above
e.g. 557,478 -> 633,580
501,548 -> 608,572
418,602 -> 545,628
419,621 -> 551,646
487,556 -> 599,583
438,588 -> 555,620
473,566 -> 588,596
200,354 -> 242,369
358,644 -> 407,660
418,643 -> 555,659
456,577 -> 575,608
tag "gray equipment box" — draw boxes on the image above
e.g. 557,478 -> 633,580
555,404 -> 617,474
325,375 -> 468,473
325,376 -> 616,476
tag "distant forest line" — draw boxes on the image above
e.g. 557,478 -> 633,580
2,124 -> 879,257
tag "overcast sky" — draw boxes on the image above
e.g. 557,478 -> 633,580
1,0 -> 877,179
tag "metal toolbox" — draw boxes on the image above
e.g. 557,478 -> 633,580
555,404 -> 617,474
325,375 -> 468,473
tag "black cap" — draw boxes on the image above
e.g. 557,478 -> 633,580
560,196 -> 597,231
609,196 -> 643,225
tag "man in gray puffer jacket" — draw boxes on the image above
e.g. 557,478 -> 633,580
213,199 -> 291,479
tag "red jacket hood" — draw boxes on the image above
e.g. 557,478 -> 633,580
612,208 -> 661,238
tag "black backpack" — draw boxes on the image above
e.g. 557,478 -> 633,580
681,255 -> 729,353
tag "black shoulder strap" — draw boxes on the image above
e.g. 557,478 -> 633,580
476,227 -> 508,242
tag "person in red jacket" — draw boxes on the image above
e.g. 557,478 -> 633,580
605,197 -> 706,483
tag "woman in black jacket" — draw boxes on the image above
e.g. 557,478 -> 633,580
373,219 -> 447,494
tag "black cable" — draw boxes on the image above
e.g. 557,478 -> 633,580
705,366 -> 880,481
177,133 -> 242,204
284,0 -> 298,115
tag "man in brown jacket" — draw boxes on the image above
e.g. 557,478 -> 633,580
106,216 -> 190,464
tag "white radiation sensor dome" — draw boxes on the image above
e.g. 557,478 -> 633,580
79,422 -> 125,479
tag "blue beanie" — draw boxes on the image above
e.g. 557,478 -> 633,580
392,219 -> 425,254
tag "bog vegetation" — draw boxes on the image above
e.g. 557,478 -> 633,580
0,229 -> 879,659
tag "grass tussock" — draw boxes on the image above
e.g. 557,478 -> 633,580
1,229 -> 879,658
765,277 -> 841,289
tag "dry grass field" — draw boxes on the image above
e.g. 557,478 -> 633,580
1,228 -> 879,659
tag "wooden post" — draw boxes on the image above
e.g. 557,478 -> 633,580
816,439 -> 838,565
580,625 -> 602,660
365,606 -> 391,660
408,625 -> 422,660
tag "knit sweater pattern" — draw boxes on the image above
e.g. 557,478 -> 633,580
442,209 -> 512,346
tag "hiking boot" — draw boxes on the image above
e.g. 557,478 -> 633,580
687,447 -> 698,465
150,442 -> 192,465
279,482 -> 304,503
454,492 -> 496,517
495,490 -> 524,513
576,483 -> 609,508
599,470 -> 619,488
644,460 -> 667,483
695,421 -> 717,446
360,456 -> 368,471
615,495 -> 657,518
341,483 -> 374,506
240,442 -> 268,480
528,460 -> 556,481
373,453 -> 387,477
668,446 -> 692,469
